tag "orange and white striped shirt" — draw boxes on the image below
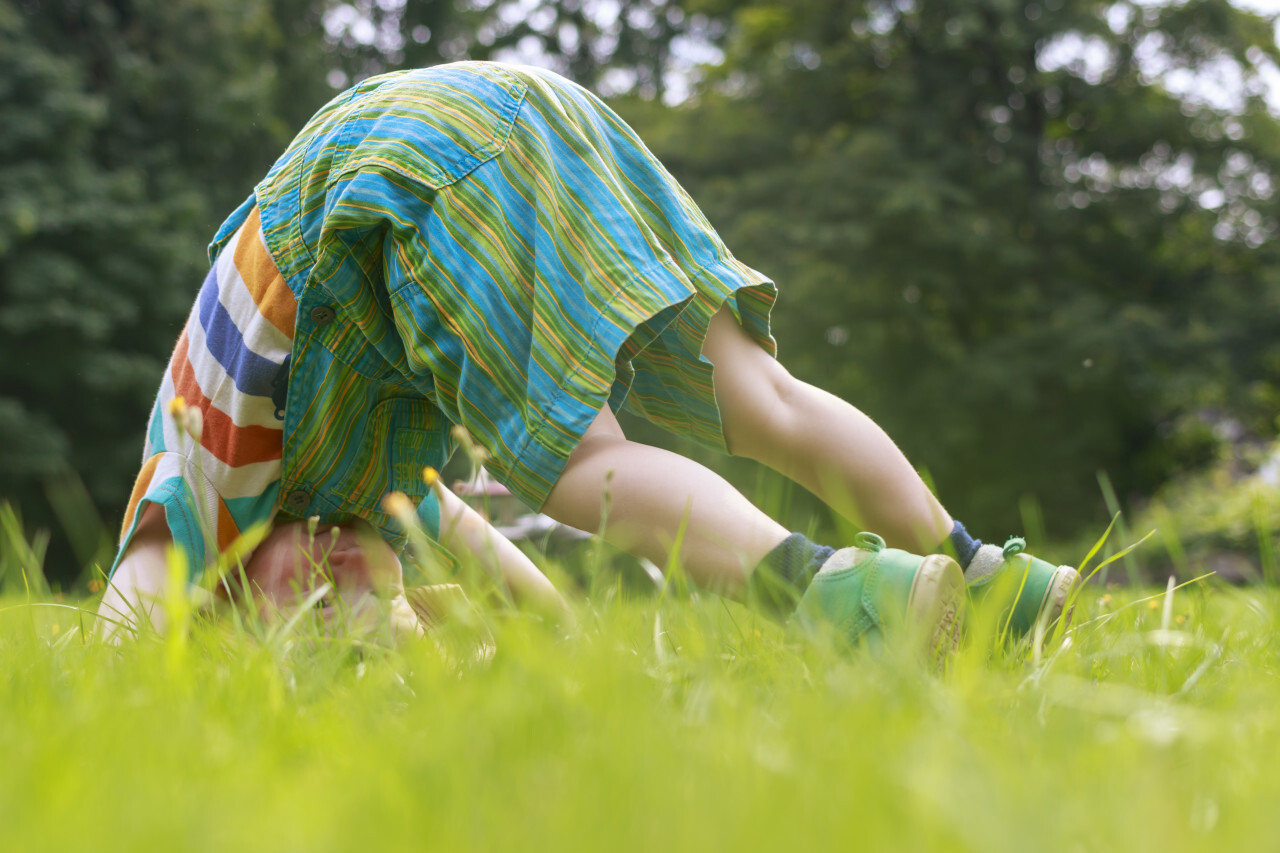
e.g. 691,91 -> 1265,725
119,207 -> 295,570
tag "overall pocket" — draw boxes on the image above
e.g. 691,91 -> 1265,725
331,395 -> 440,513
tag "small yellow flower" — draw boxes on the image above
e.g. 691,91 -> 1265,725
168,396 -> 188,419
1098,594 -> 1112,607
1148,599 -> 1161,610
383,491 -> 416,522
422,466 -> 439,487
88,579 -> 103,593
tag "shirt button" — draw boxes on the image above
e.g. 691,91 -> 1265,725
310,305 -> 336,325
284,489 -> 310,514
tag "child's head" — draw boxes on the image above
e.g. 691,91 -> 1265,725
239,521 -> 405,631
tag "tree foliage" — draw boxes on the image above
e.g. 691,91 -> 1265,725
0,0 -> 334,562
325,0 -> 720,100
614,0 -> 1280,536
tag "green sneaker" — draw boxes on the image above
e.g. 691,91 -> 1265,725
965,537 -> 1079,637
791,532 -> 965,665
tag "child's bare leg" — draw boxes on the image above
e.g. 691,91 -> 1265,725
97,502 -> 173,640
702,305 -> 952,553
542,406 -> 789,597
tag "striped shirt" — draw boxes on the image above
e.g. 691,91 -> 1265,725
120,208 -> 293,566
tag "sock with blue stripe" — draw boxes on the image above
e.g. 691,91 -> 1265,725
748,533 -> 835,618
947,520 -> 982,570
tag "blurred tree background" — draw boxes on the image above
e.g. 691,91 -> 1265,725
4,0 -> 1280,581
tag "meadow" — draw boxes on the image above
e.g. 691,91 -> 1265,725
2,500 -> 1279,853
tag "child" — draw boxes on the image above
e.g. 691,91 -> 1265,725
99,61 -> 1076,654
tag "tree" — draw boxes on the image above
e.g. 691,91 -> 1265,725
0,0 -> 335,578
324,0 -> 719,100
612,0 -> 1280,538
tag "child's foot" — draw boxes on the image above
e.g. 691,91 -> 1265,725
964,538 -> 1079,637
790,532 -> 965,667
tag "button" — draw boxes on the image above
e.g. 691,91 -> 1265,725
310,305 -> 336,325
284,490 -> 310,514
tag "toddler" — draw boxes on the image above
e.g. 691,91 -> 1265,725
99,61 -> 1077,656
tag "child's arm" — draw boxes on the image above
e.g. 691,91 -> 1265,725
97,502 -> 175,640
433,483 -> 571,623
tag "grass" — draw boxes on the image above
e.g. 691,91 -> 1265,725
4,506 -> 1280,853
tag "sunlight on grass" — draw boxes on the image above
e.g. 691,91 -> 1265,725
3,496 -> 1280,852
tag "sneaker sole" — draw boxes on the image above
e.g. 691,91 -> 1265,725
905,554 -> 966,668
1034,565 -> 1080,632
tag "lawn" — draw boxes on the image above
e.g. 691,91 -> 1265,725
2,519 -> 1278,853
